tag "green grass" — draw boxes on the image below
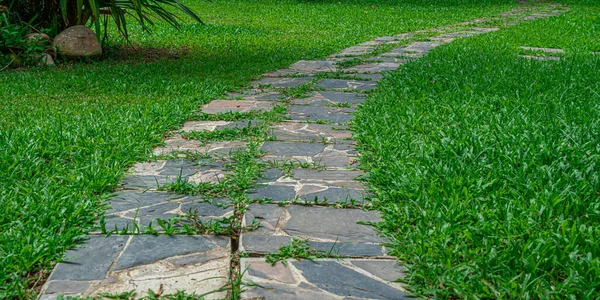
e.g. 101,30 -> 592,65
0,0 -> 519,297
354,3 -> 600,299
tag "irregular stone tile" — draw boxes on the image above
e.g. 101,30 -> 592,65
180,120 -> 231,132
261,143 -> 359,170
44,281 -> 91,294
350,260 -> 406,282
259,168 -> 285,183
247,184 -> 297,202
283,205 -> 384,243
404,41 -> 443,53
240,258 -> 408,300
261,141 -> 326,157
315,79 -> 377,91
121,174 -> 182,190
254,77 -> 314,88
365,56 -> 407,64
50,236 -> 129,281
289,60 -> 337,74
240,235 -> 387,257
87,235 -> 230,298
380,47 -> 422,58
291,91 -> 366,106
291,169 -> 364,181
226,89 -> 284,101
520,46 -> 565,53
331,45 -> 376,58
202,100 -> 274,114
344,62 -> 400,73
113,235 -> 228,270
470,27 -> 500,32
269,122 -> 352,144
243,204 -> 384,243
105,191 -> 185,214
287,105 -> 355,124
299,187 -> 365,204
153,137 -> 247,157
292,260 -> 407,299
358,73 -> 385,81
428,36 -> 455,43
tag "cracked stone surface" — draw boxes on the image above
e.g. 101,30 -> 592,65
287,105 -> 355,123
260,141 -> 360,169
42,235 -> 231,299
404,41 -> 443,53
121,160 -> 228,190
99,191 -> 233,232
269,122 -> 353,144
154,137 -> 247,157
180,119 -> 261,133
240,258 -> 408,300
241,205 -> 385,253
344,62 -> 401,73
315,79 -> 378,91
254,77 -> 314,88
331,45 -> 376,57
202,100 -> 275,114
291,91 -> 367,106
288,60 -> 337,74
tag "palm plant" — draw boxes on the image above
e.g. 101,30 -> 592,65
6,0 -> 202,38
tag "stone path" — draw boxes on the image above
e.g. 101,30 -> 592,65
40,4 -> 568,300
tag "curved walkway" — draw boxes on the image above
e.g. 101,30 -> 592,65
40,3 -> 568,299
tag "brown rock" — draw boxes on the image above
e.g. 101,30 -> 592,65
53,26 -> 102,59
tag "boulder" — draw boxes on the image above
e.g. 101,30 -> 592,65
53,26 -> 102,59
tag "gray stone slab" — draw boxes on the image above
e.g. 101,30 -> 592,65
292,260 -> 408,299
344,62 -> 400,74
240,235 -> 386,257
240,258 -> 408,299
261,141 -> 326,157
105,191 -> 185,214
291,169 -> 364,181
50,236 -> 129,281
316,91 -> 367,104
315,79 -> 377,91
269,122 -> 353,144
114,235 -> 229,270
287,105 -> 355,124
350,260 -> 406,282
44,280 -> 91,294
289,60 -> 337,74
247,184 -> 297,202
121,174 -> 183,190
404,41 -> 442,53
283,206 -> 384,243
299,187 -> 365,203
255,77 -> 313,88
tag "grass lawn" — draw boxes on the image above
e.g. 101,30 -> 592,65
354,2 -> 600,298
0,0 -> 516,297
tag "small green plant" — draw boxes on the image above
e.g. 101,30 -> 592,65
0,8 -> 52,69
264,237 -> 335,266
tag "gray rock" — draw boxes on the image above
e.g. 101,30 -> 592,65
51,236 -> 128,281
261,141 -> 326,156
287,105 -> 355,124
53,26 -> 102,59
113,235 -> 229,270
44,280 -> 91,294
292,260 -> 409,299
247,184 -> 297,202
315,79 -> 377,91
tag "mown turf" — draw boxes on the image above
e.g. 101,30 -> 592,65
355,3 -> 600,298
0,0 -> 516,297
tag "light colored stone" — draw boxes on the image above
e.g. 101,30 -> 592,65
202,100 -> 274,114
54,26 -> 102,59
27,33 -> 51,44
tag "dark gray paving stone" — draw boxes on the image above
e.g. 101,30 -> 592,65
283,206 -> 384,243
105,191 -> 185,214
181,200 -> 232,216
255,77 -> 313,88
269,123 -> 353,144
261,141 -> 326,157
113,235 -> 229,271
292,260 -> 408,299
287,105 -> 355,123
45,281 -> 91,294
315,79 -> 378,91
51,236 -> 129,281
101,215 -> 137,232
247,184 -> 297,202
299,187 -> 365,203
405,41 -> 442,53
121,175 -> 183,190
240,234 -> 386,256
259,168 -> 285,183
350,260 -> 406,282
316,91 -> 367,105
243,204 -> 286,234
241,235 -> 386,257
216,119 -> 262,130
291,169 -> 364,181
